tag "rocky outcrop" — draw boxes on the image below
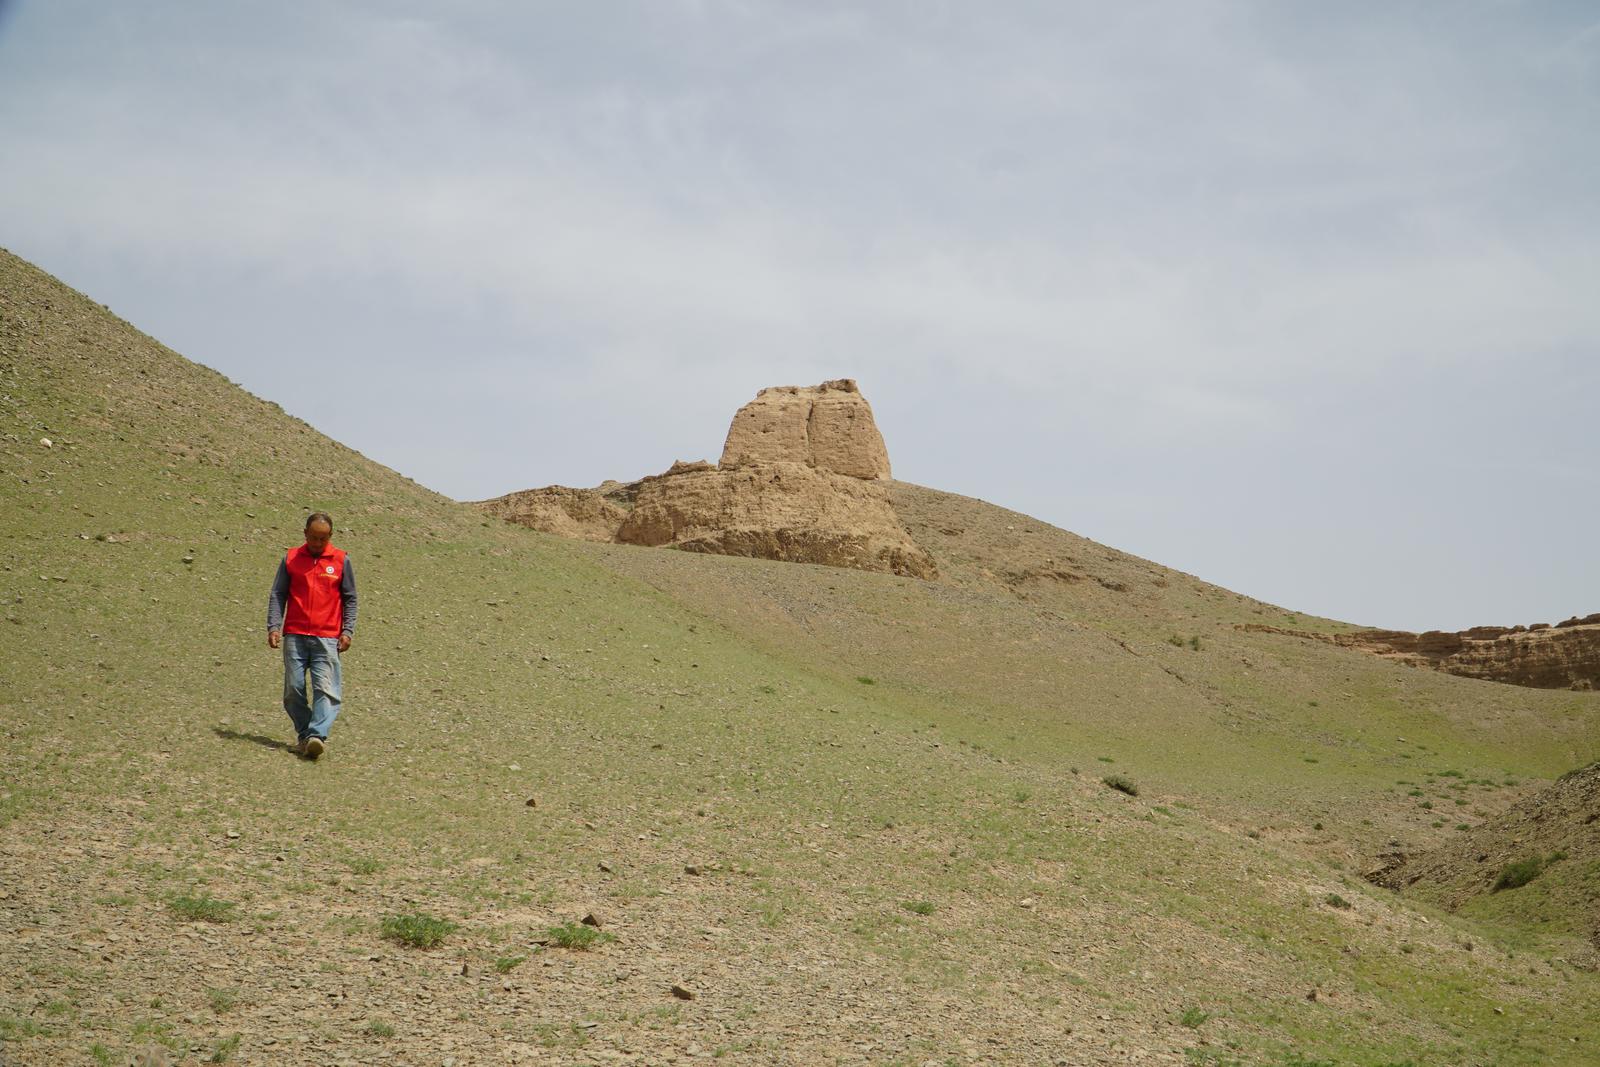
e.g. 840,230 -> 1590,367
477,381 -> 935,578
720,379 -> 891,479
1240,619 -> 1600,691
617,461 -> 935,578
476,484 -> 628,543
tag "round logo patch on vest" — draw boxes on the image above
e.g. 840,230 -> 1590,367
325,566 -> 335,574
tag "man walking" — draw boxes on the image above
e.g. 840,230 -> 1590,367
266,512 -> 358,760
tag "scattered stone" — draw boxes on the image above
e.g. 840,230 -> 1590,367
684,864 -> 702,876
39,437 -> 51,448
598,860 -> 614,873
524,797 -> 537,808
581,912 -> 604,928
670,983 -> 696,1000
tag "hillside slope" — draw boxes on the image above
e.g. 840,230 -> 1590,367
3,247 -> 1599,1066
1374,762 -> 1600,956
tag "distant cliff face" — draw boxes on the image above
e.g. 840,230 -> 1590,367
477,381 -> 935,578
1244,615 -> 1600,691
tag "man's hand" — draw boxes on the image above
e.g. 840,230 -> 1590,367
268,630 -> 281,650
338,633 -> 351,654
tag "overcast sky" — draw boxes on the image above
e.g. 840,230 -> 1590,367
2,1 -> 1596,631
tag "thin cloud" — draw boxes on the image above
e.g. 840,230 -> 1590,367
0,1 -> 1595,629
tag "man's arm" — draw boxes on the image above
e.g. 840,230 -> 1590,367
266,557 -> 289,648
338,557 -> 358,651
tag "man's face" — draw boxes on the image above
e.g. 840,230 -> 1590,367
305,520 -> 333,555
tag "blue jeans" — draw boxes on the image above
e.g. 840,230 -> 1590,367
282,634 -> 341,741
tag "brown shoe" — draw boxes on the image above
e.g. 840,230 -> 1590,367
304,737 -> 326,760
289,738 -> 307,756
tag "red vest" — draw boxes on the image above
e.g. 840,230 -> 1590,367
283,544 -> 348,638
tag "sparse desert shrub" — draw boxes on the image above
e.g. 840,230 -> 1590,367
206,987 -> 239,1013
381,913 -> 458,948
1168,634 -> 1185,647
169,894 -> 236,923
544,921 -> 615,950
1102,774 -> 1138,796
855,675 -> 876,685
1183,1048 -> 1244,1066
366,1020 -> 396,1038
1324,893 -> 1352,910
1187,635 -> 1202,651
1494,858 -> 1544,891
900,900 -> 937,916
1179,1006 -> 1210,1028
0,1017 -> 47,1039
209,1034 -> 242,1063
494,954 -> 527,973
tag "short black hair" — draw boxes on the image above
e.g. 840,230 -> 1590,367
305,511 -> 334,532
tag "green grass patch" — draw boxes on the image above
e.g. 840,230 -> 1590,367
1493,857 -> 1545,892
381,913 -> 458,948
1102,774 -> 1139,796
544,921 -> 616,950
168,893 -> 236,923
209,1034 -> 242,1063
0,1016 -> 48,1039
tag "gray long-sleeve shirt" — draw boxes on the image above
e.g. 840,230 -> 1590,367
266,554 -> 358,636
